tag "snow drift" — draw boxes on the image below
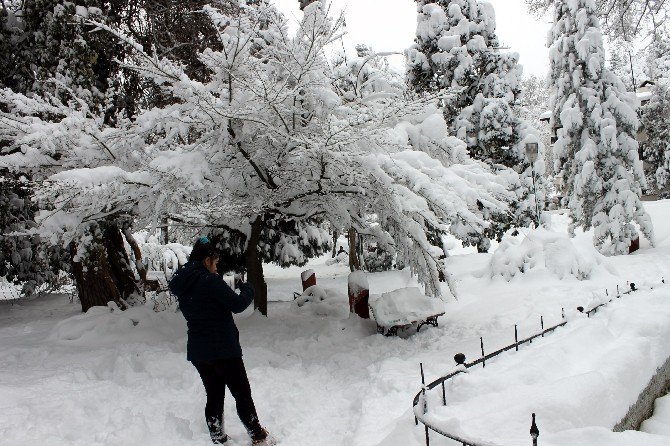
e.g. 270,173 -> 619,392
489,228 -> 605,281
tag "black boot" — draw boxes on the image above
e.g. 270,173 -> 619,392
207,416 -> 228,444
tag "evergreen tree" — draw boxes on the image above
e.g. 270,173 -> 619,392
640,41 -> 670,191
0,170 -> 66,294
640,83 -> 670,190
407,0 -> 546,251
549,0 -> 654,255
407,0 -> 524,167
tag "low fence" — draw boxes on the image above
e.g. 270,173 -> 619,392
412,279 -> 666,446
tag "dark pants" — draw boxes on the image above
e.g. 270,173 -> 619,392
192,358 -> 264,443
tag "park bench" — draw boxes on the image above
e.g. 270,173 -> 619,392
369,287 -> 445,337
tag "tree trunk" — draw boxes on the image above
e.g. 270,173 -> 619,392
71,241 -> 122,313
245,216 -> 268,316
348,228 -> 360,272
71,223 -> 142,312
331,230 -> 338,257
161,216 -> 169,245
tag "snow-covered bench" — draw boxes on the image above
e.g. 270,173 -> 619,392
369,287 -> 445,337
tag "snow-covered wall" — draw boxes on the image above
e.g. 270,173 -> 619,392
614,355 -> 670,432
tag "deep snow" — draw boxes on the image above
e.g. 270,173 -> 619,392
1,201 -> 669,445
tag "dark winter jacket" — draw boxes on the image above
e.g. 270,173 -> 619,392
169,261 -> 254,362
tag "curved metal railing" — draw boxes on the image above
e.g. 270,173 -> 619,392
412,279 -> 665,446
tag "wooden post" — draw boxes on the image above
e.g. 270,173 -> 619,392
348,271 -> 369,319
629,236 -> 640,254
301,269 -> 316,291
515,325 -> 519,351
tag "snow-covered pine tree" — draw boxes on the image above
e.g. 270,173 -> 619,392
407,0 -> 547,251
407,0 -> 524,167
0,170 -> 66,295
640,41 -> 670,191
641,86 -> 670,191
549,0 -> 654,255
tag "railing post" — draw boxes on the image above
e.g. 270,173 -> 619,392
480,337 -> 486,368
514,324 -> 519,351
530,413 -> 539,446
420,363 -> 429,445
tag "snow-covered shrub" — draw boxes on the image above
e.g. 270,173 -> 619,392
363,244 -> 394,273
291,285 -> 348,318
133,233 -> 191,278
489,229 -> 602,281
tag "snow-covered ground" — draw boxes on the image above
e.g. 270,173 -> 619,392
1,201 -> 670,446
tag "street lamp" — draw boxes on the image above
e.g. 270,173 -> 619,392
525,142 -> 541,227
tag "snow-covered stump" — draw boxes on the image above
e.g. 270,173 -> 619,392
301,269 -> 316,292
348,271 -> 370,319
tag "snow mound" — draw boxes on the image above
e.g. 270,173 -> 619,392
292,285 -> 348,317
49,302 -> 183,345
369,287 -> 445,327
489,229 -> 603,281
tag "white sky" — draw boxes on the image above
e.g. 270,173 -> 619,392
271,0 -> 551,79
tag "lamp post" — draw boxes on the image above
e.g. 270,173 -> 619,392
525,142 -> 541,227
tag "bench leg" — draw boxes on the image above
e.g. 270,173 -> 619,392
417,316 -> 440,333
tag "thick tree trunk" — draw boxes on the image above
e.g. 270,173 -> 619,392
348,228 -> 361,272
245,216 -> 268,316
331,230 -> 338,257
71,224 -> 142,312
104,226 -> 142,301
71,241 -> 122,313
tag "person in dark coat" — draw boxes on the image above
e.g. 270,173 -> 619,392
169,237 -> 271,445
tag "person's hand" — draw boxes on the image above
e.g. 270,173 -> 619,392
238,282 -> 254,299
234,273 -> 245,289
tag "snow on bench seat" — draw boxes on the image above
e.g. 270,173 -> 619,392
369,287 -> 445,335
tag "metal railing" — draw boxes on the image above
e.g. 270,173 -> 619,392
412,279 -> 666,446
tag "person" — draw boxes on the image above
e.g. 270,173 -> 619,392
169,237 -> 272,445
